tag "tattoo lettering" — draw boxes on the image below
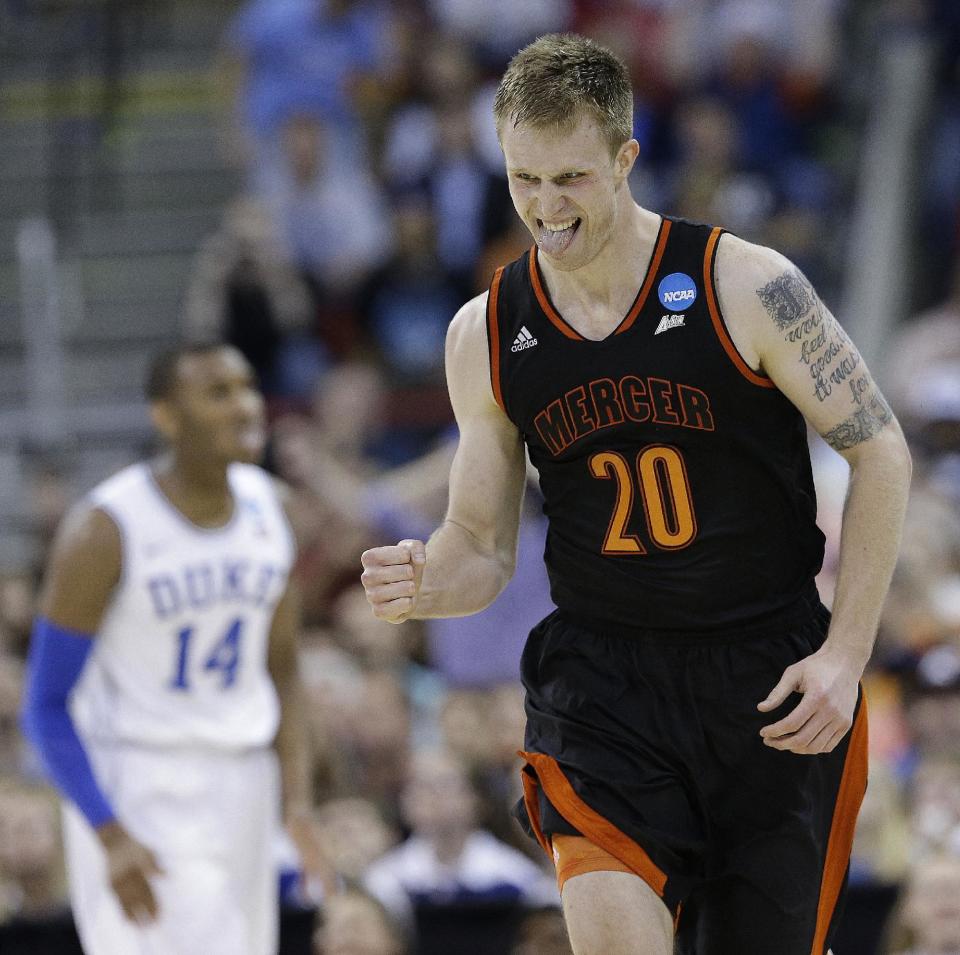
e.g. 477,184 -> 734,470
758,269 -> 872,406
822,393 -> 893,451
798,325 -> 827,362
828,349 -> 862,390
756,271 -> 815,330
848,373 -> 870,405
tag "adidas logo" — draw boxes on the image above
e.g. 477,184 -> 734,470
654,314 -> 685,335
511,326 -> 538,352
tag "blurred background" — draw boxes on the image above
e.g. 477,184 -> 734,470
1,0 -> 959,953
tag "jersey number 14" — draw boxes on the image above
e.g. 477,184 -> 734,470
169,617 -> 243,691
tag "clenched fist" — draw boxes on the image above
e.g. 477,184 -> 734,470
360,539 -> 426,623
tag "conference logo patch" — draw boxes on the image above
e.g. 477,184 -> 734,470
658,272 -> 697,312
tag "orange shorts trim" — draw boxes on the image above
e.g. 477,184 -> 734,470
552,834 -> 634,892
519,750 -> 668,898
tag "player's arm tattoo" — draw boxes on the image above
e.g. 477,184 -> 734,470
755,271 -> 816,331
821,393 -> 894,451
756,267 -> 893,449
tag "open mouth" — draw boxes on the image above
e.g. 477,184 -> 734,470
537,217 -> 581,256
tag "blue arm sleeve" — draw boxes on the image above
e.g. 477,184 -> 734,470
20,617 -> 116,829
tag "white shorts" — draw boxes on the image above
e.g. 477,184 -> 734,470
63,743 -> 280,955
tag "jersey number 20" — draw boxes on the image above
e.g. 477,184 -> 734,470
169,617 -> 243,691
589,445 -> 696,553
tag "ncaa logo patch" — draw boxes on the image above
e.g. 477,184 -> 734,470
658,272 -> 697,312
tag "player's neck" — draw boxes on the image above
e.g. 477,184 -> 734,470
541,201 -> 659,309
152,454 -> 234,527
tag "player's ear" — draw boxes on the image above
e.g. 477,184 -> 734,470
615,138 -> 639,181
149,400 -> 180,444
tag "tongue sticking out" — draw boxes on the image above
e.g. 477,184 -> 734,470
538,219 -> 580,256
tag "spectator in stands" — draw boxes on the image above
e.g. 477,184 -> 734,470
312,797 -> 399,884
381,36 -> 513,288
0,656 -> 25,776
882,853 -> 960,955
270,362 -> 386,622
884,252 -> 960,416
909,754 -> 960,861
0,777 -> 67,924
314,886 -> 407,955
184,196 -> 323,399
850,761 -> 910,886
363,747 -> 558,933
0,572 -> 35,661
223,0 -> 393,181
425,0 -> 572,68
351,670 -> 414,813
359,197 -> 469,386
705,1 -> 799,177
901,649 -> 960,767
262,113 -> 392,315
302,652 -> 413,814
512,906 -> 573,955
918,0 -> 960,305
668,93 -> 775,240
299,636 -> 364,800
437,688 -> 497,772
330,586 -> 444,751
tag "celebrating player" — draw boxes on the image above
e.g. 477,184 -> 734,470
360,34 -> 912,955
21,343 -> 328,955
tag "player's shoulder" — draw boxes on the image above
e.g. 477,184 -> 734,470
227,460 -> 273,487
229,462 -> 296,529
714,232 -> 810,331
716,232 -> 795,290
46,496 -> 123,581
445,291 -> 490,360
448,291 -> 488,337
228,461 -> 291,509
88,461 -> 150,506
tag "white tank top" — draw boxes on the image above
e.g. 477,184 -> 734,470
71,462 -> 294,750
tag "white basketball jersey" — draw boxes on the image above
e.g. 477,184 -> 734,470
71,462 -> 294,750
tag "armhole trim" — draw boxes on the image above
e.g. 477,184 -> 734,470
704,227 -> 776,389
486,267 -> 507,413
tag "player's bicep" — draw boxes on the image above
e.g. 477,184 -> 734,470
443,296 -> 526,560
745,254 -> 897,457
39,505 -> 122,633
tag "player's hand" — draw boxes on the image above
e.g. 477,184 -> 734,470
360,539 -> 426,623
757,643 -> 861,755
96,820 -> 165,924
286,811 -> 338,901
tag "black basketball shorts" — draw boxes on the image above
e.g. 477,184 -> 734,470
514,594 -> 867,955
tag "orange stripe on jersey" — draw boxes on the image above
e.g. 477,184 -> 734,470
519,750 -> 668,898
703,227 -> 776,389
810,699 -> 869,955
486,267 -> 507,413
528,249 -> 585,340
616,218 -> 672,335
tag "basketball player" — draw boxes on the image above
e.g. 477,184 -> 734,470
20,343 -> 328,954
360,34 -> 912,955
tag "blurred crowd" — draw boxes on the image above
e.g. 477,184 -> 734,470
3,0 -> 960,953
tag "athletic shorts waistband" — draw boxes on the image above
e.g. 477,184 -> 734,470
555,581 -> 826,644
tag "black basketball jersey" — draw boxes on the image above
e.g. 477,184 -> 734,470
485,217 -> 825,631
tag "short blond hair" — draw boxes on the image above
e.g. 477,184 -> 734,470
493,34 -> 633,155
